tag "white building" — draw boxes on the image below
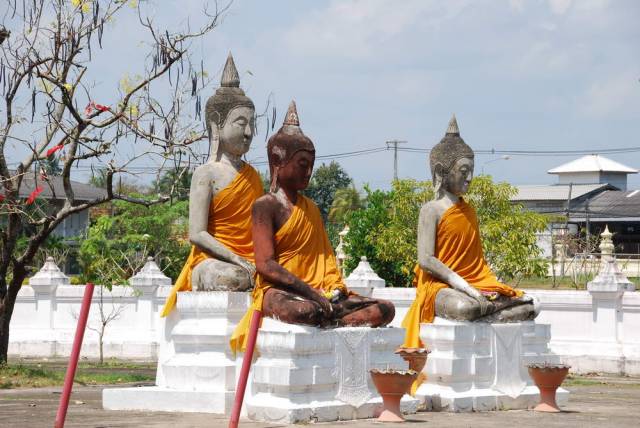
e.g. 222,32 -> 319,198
548,154 -> 638,191
512,155 -> 639,258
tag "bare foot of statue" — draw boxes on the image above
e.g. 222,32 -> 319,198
434,288 -> 537,323
262,288 -> 395,328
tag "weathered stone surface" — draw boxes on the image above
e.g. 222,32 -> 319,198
416,318 -> 568,411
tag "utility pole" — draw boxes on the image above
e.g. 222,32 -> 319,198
386,140 -> 407,181
561,182 -> 573,278
585,198 -> 590,253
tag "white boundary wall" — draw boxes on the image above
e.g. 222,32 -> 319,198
9,259 -> 640,375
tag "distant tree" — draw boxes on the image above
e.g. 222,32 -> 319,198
154,167 -> 192,201
88,168 -> 109,189
258,169 -> 270,194
329,185 -> 364,224
41,157 -> 62,176
79,200 -> 190,284
304,161 -> 352,222
344,177 -> 548,287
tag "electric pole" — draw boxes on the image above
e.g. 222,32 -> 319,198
386,140 -> 407,181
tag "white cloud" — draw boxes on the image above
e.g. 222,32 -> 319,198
548,0 -> 573,15
580,72 -> 640,118
282,0 -> 469,59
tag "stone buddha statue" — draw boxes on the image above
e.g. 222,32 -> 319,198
230,101 -> 395,352
402,115 -> 539,348
161,54 -> 264,316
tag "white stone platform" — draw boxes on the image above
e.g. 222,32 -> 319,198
103,292 -> 419,422
247,318 -> 418,424
416,318 -> 569,412
103,291 -> 250,414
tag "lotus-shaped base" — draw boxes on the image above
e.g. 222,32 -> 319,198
527,363 -> 570,413
370,369 -> 417,422
395,347 -> 430,374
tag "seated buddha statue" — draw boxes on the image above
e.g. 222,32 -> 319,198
161,53 -> 263,317
230,101 -> 394,352
402,115 -> 539,349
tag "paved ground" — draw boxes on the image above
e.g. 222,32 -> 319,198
1,376 -> 639,428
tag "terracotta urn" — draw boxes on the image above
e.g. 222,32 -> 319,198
395,347 -> 430,374
369,369 -> 417,422
527,363 -> 571,412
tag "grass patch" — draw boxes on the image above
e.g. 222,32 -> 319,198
0,361 -> 154,389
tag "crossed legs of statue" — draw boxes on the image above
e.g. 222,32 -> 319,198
435,287 -> 538,323
191,259 -> 252,292
262,287 -> 395,328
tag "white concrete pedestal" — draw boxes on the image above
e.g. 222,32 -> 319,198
247,318 -> 418,423
103,291 -> 250,413
416,318 -> 569,412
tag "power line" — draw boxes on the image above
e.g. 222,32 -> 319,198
6,144 -> 640,172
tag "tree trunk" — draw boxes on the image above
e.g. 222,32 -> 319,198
0,305 -> 11,365
99,329 -> 104,365
0,269 -> 26,364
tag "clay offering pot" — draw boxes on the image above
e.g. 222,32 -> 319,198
369,369 -> 417,422
395,347 -> 430,374
527,363 -> 571,412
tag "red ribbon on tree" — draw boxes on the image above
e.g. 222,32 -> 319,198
46,144 -> 64,157
85,101 -> 110,116
25,186 -> 44,205
0,194 -> 5,202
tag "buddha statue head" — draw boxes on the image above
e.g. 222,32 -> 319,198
205,53 -> 256,161
430,114 -> 475,198
267,100 -> 316,192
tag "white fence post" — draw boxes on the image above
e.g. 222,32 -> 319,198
129,257 -> 171,336
29,257 -> 69,331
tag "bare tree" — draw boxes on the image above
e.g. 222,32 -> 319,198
77,246 -> 148,364
0,0 -> 228,362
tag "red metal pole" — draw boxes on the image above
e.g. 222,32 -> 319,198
54,282 -> 94,428
228,309 -> 262,428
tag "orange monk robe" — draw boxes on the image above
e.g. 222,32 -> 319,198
160,163 -> 263,317
230,195 -> 348,353
402,199 -> 524,349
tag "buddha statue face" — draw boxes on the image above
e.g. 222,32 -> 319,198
276,150 -> 315,192
217,106 -> 255,157
430,115 -> 474,198
442,157 -> 474,196
205,53 -> 255,161
266,100 -> 316,193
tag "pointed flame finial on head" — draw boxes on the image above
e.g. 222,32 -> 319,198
446,114 -> 460,135
220,52 -> 240,88
283,100 -> 300,126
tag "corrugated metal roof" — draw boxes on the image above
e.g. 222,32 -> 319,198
13,173 -> 107,202
548,154 -> 637,174
571,190 -> 640,220
512,183 -> 611,201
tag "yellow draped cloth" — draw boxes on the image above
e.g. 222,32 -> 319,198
160,163 -> 263,317
402,199 -> 524,349
230,195 -> 347,353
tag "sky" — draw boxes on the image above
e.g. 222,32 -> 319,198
5,0 -> 640,190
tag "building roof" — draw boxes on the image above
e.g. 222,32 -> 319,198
548,154 -> 638,175
571,190 -> 640,221
512,183 -> 613,201
16,173 -> 107,202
